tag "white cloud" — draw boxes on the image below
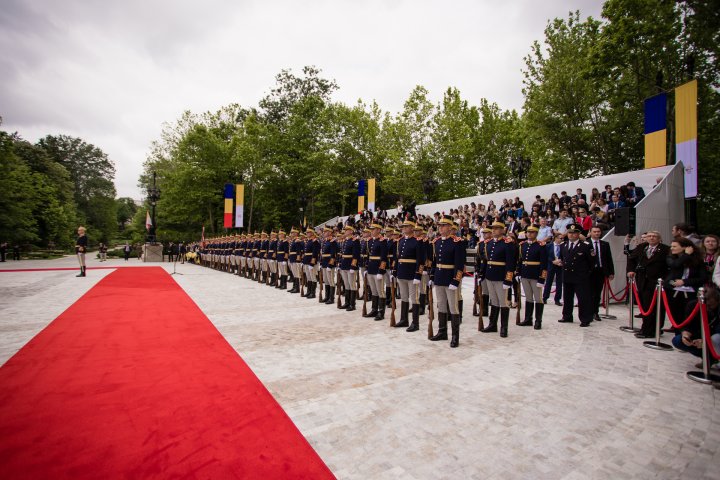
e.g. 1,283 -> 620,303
0,0 -> 604,198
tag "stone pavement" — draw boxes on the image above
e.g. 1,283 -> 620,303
1,257 -> 719,479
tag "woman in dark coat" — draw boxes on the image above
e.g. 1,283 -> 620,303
663,237 -> 706,333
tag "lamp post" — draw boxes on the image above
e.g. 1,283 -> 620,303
510,156 -> 531,190
147,171 -> 161,243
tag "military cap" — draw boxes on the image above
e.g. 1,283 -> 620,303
482,227 -> 492,233
566,224 -> 582,233
526,225 -> 539,233
491,221 -> 506,229
343,225 -> 355,231
323,226 -> 333,232
370,222 -> 383,229
278,229 -> 286,235
437,214 -> 454,226
290,227 -> 299,234
400,219 -> 416,228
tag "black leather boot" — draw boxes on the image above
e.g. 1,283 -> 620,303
76,267 -> 84,277
482,294 -> 490,316
519,301 -> 534,326
418,293 -> 426,315
374,302 -> 385,321
458,300 -> 463,324
325,286 -> 335,304
407,304 -> 419,332
307,282 -> 317,299
534,302 -> 544,330
430,312 -> 448,341
395,301 -> 409,328
450,314 -> 460,348
340,289 -> 349,309
500,307 -> 510,338
365,296 -> 378,318
385,287 -> 392,306
346,290 -> 356,311
289,278 -> 298,293
481,306 -> 499,333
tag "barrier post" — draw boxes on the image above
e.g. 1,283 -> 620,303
687,288 -> 720,384
599,278 -> 617,320
620,277 -> 639,333
644,279 -> 674,351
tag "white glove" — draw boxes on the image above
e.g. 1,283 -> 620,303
448,284 -> 457,291
376,274 -> 383,280
428,280 -> 434,287
363,270 -> 367,277
502,284 -> 511,290
413,279 -> 420,285
390,274 -> 395,281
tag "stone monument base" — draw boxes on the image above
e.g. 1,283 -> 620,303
143,243 -> 164,262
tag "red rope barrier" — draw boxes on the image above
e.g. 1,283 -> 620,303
632,282 -> 658,317
660,290 -> 700,330
605,278 -> 629,302
700,303 -> 720,360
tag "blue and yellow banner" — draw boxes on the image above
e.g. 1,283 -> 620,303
644,93 -> 667,169
357,179 -> 365,213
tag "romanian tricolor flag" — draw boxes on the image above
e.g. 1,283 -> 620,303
223,184 -> 233,228
644,93 -> 667,169
367,178 -> 376,212
235,184 -> 244,228
675,80 -> 698,198
357,179 -> 365,213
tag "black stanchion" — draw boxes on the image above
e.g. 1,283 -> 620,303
620,277 -> 640,333
687,288 -> 720,384
644,279 -> 673,351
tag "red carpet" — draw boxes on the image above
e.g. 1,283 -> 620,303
0,267 -> 334,479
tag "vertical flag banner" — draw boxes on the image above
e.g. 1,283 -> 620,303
357,179 -> 365,213
675,80 -> 698,198
644,93 -> 667,169
367,178 -> 376,212
235,184 -> 244,228
223,184 -> 234,228
145,210 -> 152,231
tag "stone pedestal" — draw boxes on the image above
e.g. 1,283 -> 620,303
143,243 -> 164,262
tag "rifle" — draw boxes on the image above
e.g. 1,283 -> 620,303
477,279 -> 485,331
336,269 -> 343,308
390,276 -> 397,326
318,265 -> 324,303
427,284 -> 435,339
472,275 -> 479,316
362,272 -> 368,316
515,279 -> 522,325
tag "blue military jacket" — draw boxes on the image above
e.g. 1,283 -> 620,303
303,239 -> 320,265
394,236 -> 425,281
276,240 -> 289,261
366,237 -> 388,275
479,237 -> 517,286
340,238 -> 360,270
268,239 -> 278,259
289,239 -> 303,263
518,240 -> 548,284
320,239 -> 338,267
431,236 -> 465,287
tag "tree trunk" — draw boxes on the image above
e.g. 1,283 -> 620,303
208,204 -> 215,235
248,182 -> 255,232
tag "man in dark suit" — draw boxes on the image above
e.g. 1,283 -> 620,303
557,225 -> 594,327
559,191 -> 572,210
543,234 -> 564,305
506,214 -> 520,236
626,230 -> 670,338
573,188 -> 587,204
587,226 -> 615,322
625,181 -> 645,206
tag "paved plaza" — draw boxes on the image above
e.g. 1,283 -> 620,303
1,257 -> 718,479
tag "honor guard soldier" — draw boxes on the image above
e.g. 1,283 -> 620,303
239,234 -> 248,276
449,221 -> 467,324
363,223 -> 389,320
429,215 -> 465,347
320,227 -> 338,304
478,221 -> 518,338
517,225 -> 548,329
267,231 -> 278,285
252,233 -> 262,280
288,227 -> 303,293
475,227 -> 492,317
384,229 -> 397,306
276,229 -> 290,289
339,225 -> 361,311
303,228 -> 321,299
259,231 -> 270,283
416,225 -> 432,316
557,224 -> 594,327
359,228 -> 371,297
393,219 -> 425,332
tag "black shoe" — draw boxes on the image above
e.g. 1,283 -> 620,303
374,304 -> 385,321
594,314 -> 601,322
430,312 -> 448,341
634,332 -> 654,338
481,306 -> 499,333
554,301 -> 563,306
365,296 -> 378,318
580,322 -> 591,327
395,302 -> 410,328
558,318 -> 574,323
500,307 -> 509,338
450,314 -> 460,348
407,304 -> 420,332
340,290 -> 350,309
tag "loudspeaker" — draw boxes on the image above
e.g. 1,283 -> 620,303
614,207 -> 636,236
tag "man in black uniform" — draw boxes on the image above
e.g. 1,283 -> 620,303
587,226 -> 615,322
557,224 -> 594,327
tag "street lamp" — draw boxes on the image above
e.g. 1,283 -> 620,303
146,171 -> 161,243
510,156 -> 531,190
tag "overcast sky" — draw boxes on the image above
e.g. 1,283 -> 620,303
1,0 -> 603,199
